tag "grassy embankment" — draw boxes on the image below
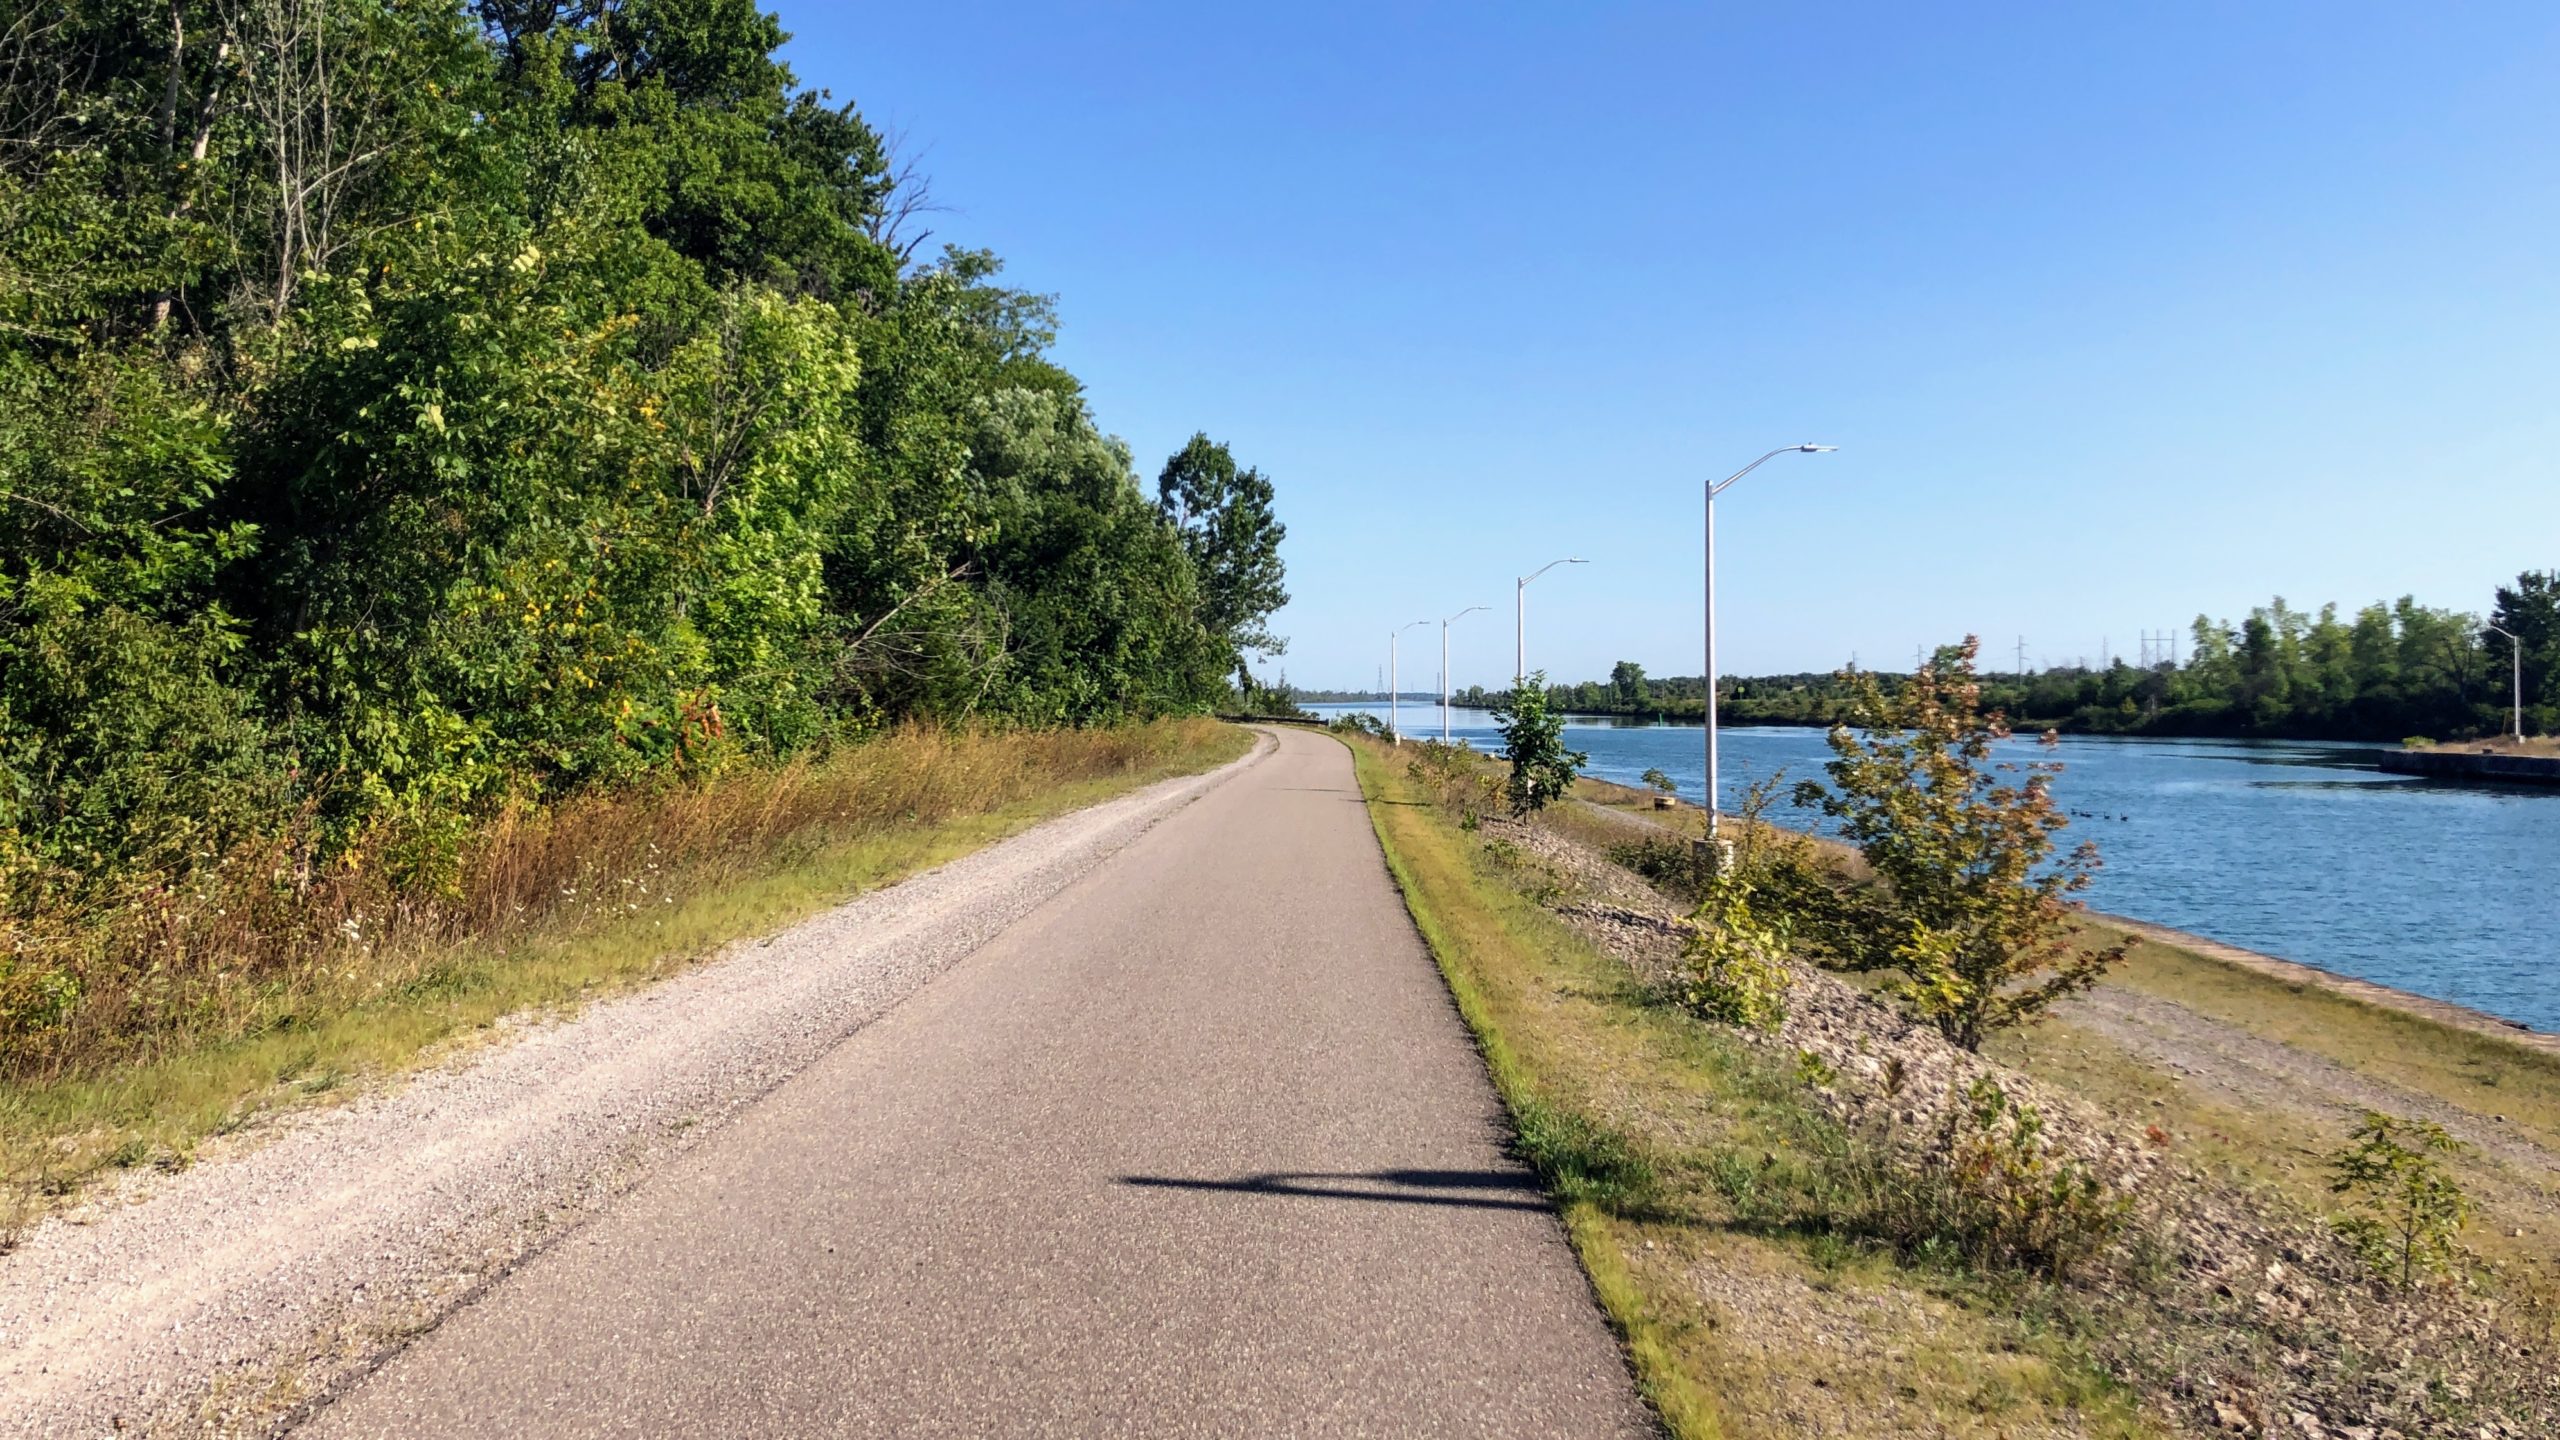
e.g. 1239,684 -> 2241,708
1348,736 -> 2155,1438
2,720 -> 1251,1235
1568,779 -> 2560,1293
1360,740 -> 2560,1435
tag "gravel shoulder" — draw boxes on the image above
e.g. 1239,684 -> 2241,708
0,734 -> 1270,1438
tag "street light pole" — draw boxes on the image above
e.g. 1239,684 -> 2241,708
1442,605 -> 1488,740
1516,557 -> 1588,686
1705,444 -> 1837,838
1389,620 -> 1428,746
2489,623 -> 2525,742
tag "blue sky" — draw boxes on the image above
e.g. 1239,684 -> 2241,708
782,3 -> 2560,691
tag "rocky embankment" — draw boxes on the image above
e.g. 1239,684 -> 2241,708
1505,808 -> 2560,1438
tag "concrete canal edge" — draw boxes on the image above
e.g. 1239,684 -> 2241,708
2376,747 -> 2560,785
2094,911 -> 2560,1060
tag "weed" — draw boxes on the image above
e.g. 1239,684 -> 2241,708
1511,1096 -> 1658,1216
1833,1076 -> 2136,1283
1610,836 -> 1714,902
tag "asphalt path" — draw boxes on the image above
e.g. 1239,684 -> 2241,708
303,726 -> 1653,1438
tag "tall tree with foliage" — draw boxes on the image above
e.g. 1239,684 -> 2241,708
1608,660 -> 1650,709
2488,570 -> 2560,731
0,0 -> 1272,908
1792,638 -> 2129,1052
1156,433 -> 1288,693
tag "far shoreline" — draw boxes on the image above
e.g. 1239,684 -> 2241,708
1298,698 -> 2446,750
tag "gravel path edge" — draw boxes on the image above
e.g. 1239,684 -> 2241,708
0,732 -> 1272,1439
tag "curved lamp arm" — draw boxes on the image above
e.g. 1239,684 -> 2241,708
1711,443 -> 1837,497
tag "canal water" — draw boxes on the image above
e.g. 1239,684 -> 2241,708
1306,703 -> 2560,1034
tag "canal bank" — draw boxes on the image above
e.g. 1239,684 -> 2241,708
1392,754 -> 2560,1437
2379,745 -> 2560,785
1312,703 -> 2560,1035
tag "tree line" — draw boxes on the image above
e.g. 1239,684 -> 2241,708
1,0 -> 1287,897
1449,576 -> 2557,743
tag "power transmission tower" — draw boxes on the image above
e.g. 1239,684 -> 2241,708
2015,635 -> 2030,676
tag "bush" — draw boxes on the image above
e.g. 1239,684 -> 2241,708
1850,1075 -> 2135,1281
1792,637 -> 2129,1051
1640,767 -> 1677,797
1680,777 -> 1800,1031
2329,1110 -> 2470,1289
2402,736 -> 2437,750
1404,740 -> 1500,827
1491,672 -> 1587,816
1611,836 -> 1715,902
1684,888 -> 1795,1030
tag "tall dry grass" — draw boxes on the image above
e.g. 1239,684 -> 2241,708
2,720 -> 1234,1086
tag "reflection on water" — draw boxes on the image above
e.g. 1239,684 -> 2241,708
1307,703 -> 2560,1033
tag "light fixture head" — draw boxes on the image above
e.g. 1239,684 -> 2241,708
1798,443 -> 1840,453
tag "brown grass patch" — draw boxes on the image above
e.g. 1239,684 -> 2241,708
2,720 -> 1247,1233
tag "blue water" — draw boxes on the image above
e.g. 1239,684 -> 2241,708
1308,702 -> 2560,1033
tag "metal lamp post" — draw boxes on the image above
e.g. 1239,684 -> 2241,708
1704,444 -> 1837,837
1516,557 -> 1588,686
1441,605 -> 1487,740
1389,620 -> 1429,745
2489,623 -> 2525,742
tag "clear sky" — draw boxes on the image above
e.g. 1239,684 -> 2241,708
781,3 -> 2560,691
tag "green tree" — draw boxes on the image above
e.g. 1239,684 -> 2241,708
1608,660 -> 1650,710
2347,602 -> 2399,699
0,0 -> 1258,901
2305,603 -> 2355,712
959,389 -> 1222,723
1491,670 -> 1586,816
1156,434 -> 1288,692
1792,637 -> 2130,1052
2329,1111 -> 2470,1289
2488,570 -> 2560,728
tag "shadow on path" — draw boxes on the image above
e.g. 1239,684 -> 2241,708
1117,1168 -> 1551,1213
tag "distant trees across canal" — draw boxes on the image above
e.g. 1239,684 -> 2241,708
1436,573 -> 2560,744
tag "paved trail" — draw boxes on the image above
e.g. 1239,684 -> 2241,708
306,726 -> 1649,1437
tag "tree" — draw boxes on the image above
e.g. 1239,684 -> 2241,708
1491,670 -> 1585,816
2488,569 -> 2560,727
1609,660 -> 1650,710
0,0 -> 1254,896
1156,434 -> 1288,692
1792,637 -> 2129,1052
